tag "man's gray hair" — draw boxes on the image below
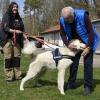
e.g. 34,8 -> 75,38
61,7 -> 74,18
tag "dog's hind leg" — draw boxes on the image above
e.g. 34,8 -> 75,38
20,61 -> 42,91
57,68 -> 65,95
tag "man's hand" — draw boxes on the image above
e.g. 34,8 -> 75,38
81,47 -> 90,56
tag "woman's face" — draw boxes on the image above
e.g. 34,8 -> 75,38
12,4 -> 18,15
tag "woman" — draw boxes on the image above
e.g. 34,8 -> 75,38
0,2 -> 25,82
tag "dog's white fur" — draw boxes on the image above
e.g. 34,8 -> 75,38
22,39 -> 37,54
20,39 -> 86,95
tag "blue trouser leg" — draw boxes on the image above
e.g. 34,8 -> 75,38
84,50 -> 93,89
68,51 -> 82,86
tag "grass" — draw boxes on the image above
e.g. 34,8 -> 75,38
0,54 -> 100,100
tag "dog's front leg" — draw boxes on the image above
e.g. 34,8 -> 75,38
20,67 -> 36,91
20,76 -> 28,91
57,68 -> 65,95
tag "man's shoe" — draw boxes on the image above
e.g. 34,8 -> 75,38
64,83 -> 77,90
84,87 -> 91,96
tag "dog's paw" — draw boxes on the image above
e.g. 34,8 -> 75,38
61,91 -> 65,95
20,87 -> 24,91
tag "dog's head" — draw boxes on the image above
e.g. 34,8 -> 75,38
69,39 -> 86,50
21,39 -> 37,55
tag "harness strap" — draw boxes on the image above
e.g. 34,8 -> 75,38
52,48 -> 75,66
62,55 -> 74,60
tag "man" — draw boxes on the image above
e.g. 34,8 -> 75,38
59,7 -> 99,95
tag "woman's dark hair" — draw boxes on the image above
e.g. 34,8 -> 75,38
7,2 -> 21,19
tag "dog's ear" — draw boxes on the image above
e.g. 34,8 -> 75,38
69,39 -> 80,45
69,39 -> 86,50
69,39 -> 75,44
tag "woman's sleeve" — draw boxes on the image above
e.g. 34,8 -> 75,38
2,14 -> 10,33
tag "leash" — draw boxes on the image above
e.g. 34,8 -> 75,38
31,36 -> 57,49
12,30 -> 16,46
23,32 -> 60,49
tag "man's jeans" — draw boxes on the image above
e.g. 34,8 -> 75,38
67,50 -> 93,89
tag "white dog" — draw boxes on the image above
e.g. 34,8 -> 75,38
20,39 -> 86,95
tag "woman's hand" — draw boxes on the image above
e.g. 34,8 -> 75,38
9,29 -> 22,34
15,30 -> 22,34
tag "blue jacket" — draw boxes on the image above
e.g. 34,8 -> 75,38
59,9 -> 99,51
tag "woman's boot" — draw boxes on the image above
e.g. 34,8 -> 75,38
4,59 -> 14,82
13,57 -> 22,80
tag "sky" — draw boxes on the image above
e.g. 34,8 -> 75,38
10,0 -> 25,16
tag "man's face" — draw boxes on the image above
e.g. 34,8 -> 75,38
64,15 -> 74,23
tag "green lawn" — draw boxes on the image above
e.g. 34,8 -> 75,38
0,54 -> 100,100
